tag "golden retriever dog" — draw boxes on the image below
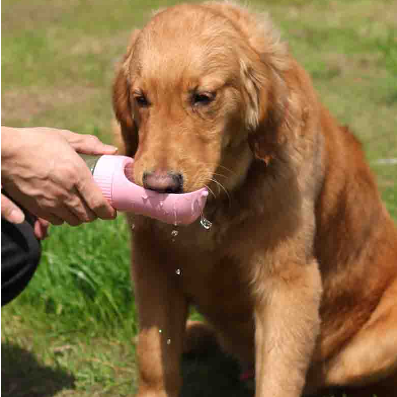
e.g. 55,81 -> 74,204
112,2 -> 397,396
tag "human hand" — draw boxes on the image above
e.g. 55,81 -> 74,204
2,193 -> 49,239
1,127 -> 118,226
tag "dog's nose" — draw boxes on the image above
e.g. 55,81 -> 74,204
142,171 -> 184,193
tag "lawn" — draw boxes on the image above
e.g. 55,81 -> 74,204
1,0 -> 396,396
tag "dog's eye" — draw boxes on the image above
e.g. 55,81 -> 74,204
134,93 -> 149,107
192,92 -> 216,107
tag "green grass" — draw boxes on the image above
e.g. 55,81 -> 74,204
1,0 -> 396,396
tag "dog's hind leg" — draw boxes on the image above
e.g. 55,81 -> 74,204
320,283 -> 397,393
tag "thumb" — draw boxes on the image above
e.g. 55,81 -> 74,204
1,194 -> 25,224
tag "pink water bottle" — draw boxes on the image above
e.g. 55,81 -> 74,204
80,155 -> 208,225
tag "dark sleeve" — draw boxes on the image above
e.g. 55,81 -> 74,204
1,209 -> 41,306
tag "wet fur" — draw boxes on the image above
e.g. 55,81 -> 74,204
112,2 -> 397,396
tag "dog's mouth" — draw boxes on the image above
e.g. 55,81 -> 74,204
118,160 -> 209,225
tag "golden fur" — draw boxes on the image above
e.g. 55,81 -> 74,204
112,2 -> 397,396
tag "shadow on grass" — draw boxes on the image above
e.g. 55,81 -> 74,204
181,348 -> 253,397
1,342 -> 75,397
180,348 -> 383,397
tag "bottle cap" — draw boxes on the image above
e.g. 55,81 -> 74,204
92,155 -> 133,206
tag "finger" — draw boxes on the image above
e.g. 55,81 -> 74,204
34,218 -> 50,240
84,193 -> 117,220
38,217 -> 51,228
67,187 -> 98,223
59,131 -> 118,155
79,186 -> 117,220
35,204 -> 74,226
75,168 -> 117,220
54,204 -> 85,226
34,222 -> 45,239
1,194 -> 25,224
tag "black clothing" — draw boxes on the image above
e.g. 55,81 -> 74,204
1,205 -> 41,306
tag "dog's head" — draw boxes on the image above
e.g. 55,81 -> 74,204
113,2 -> 291,196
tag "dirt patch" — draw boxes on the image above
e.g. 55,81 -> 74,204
282,0 -> 397,29
70,30 -> 131,57
2,0 -> 80,33
1,85 -> 99,124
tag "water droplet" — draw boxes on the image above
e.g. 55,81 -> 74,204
175,268 -> 181,276
160,201 -> 164,208
159,329 -> 163,334
200,215 -> 212,230
167,339 -> 171,345
171,228 -> 179,242
131,223 -> 135,230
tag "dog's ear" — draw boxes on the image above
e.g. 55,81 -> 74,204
241,48 -> 290,165
235,11 -> 295,166
242,58 -> 289,166
112,29 -> 141,157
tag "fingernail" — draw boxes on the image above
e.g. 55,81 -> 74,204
9,209 -> 25,224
